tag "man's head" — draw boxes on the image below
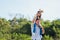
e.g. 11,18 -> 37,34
35,19 -> 40,25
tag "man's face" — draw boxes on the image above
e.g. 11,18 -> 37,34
36,20 -> 39,25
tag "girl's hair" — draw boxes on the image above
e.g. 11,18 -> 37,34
36,17 -> 39,21
37,9 -> 43,19
37,11 -> 41,19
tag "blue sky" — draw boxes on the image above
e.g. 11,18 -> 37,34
0,0 -> 60,21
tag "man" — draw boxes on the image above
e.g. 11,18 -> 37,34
31,9 -> 45,40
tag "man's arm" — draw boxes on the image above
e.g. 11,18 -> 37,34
40,24 -> 45,34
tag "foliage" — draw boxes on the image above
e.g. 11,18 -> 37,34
0,18 -> 60,40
